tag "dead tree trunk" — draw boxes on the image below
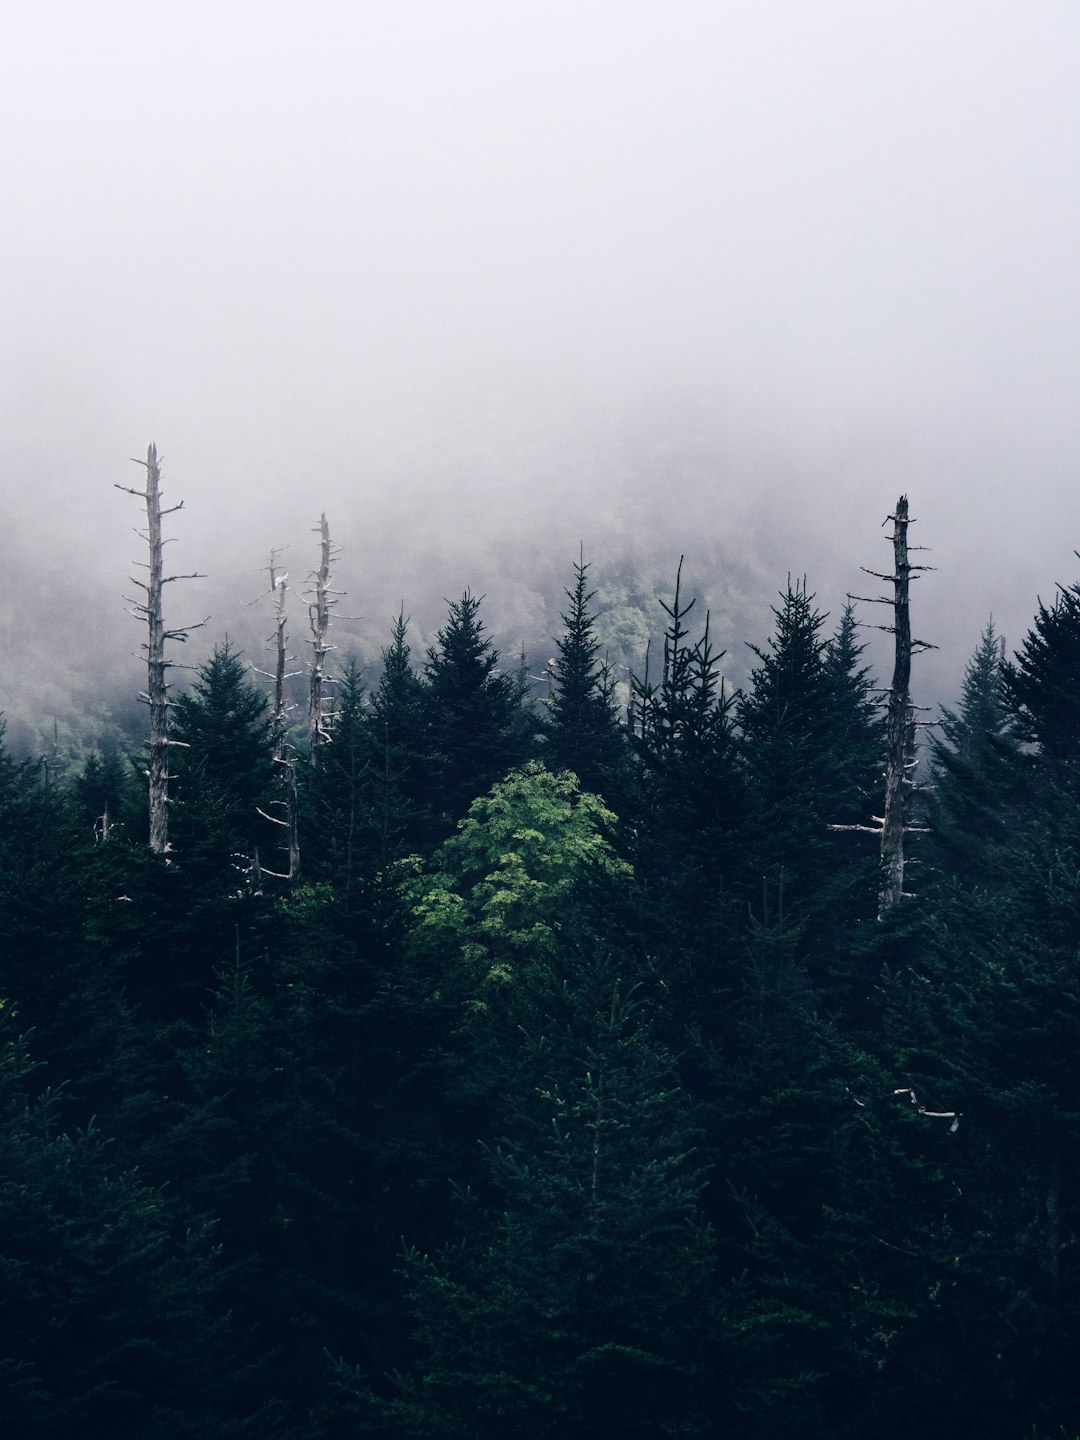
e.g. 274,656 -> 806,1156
835,495 -> 935,915
253,550 -> 301,881
879,498 -> 914,909
115,444 -> 205,855
306,513 -> 341,765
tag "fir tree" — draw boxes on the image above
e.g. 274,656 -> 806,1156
737,582 -> 883,931
421,591 -> 535,830
1003,578 -> 1080,770
169,641 -> 275,874
334,952 -> 718,1440
366,610 -> 431,852
544,552 -> 624,796
928,619 -> 1023,884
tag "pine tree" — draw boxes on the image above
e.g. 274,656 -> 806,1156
1003,579 -> 1080,770
333,952 -> 718,1440
544,552 -> 624,796
421,591 -> 535,830
300,657 -> 379,895
0,1004 -> 246,1439
823,601 -> 886,826
366,609 -> 431,852
169,641 -> 275,874
928,619 -> 1023,884
737,581 -> 883,929
624,561 -> 747,1003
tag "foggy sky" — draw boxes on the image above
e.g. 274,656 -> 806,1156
4,1 -> 1080,733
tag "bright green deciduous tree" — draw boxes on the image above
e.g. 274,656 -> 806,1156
406,761 -> 631,987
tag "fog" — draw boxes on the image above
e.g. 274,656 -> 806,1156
3,2 -> 1080,753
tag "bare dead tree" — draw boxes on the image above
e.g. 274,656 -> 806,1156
115,444 -> 206,855
251,550 -> 302,881
832,495 -> 936,915
305,513 -> 343,765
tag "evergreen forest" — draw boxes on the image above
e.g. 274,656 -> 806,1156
4,490 -> 1080,1440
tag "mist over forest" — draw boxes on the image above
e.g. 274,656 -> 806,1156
4,3 -> 1080,762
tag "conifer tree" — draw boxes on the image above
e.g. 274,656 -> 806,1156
737,581 -> 883,924
169,642 -> 275,875
625,562 -> 746,996
1003,578 -> 1080,771
421,590 -> 535,829
335,952 -> 718,1440
367,609 -> 431,852
544,552 -> 624,795
300,657 -> 382,896
928,619 -> 1023,883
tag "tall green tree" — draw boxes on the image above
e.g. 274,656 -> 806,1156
1002,578 -> 1080,771
366,610 -> 432,853
421,591 -> 535,831
544,553 -> 624,796
169,641 -> 275,875
736,582 -> 883,933
624,562 -> 747,1006
927,619 -> 1023,884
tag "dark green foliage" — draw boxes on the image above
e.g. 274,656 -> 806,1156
72,748 -> 133,841
736,584 -> 884,961
1003,579 -> 1080,768
8,543 -> 1080,1439
928,618 -> 1024,882
169,641 -> 275,873
544,553 -> 625,795
625,560 -> 748,991
0,1007 -> 245,1439
366,612 -> 433,853
336,953 -> 718,1440
421,591 -> 536,830
300,658 -> 381,891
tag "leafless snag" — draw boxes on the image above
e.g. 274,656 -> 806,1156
115,444 -> 207,855
305,513 -> 343,765
251,551 -> 302,880
830,496 -> 936,915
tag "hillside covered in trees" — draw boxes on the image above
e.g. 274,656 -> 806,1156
3,483 -> 1080,1440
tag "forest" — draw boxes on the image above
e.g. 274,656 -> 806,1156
3,471 -> 1080,1440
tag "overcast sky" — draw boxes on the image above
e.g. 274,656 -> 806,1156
3,1 -> 1080,708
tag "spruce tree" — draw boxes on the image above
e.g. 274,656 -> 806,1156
421,591 -> 535,830
366,610 -> 431,852
169,641 -> 275,874
1003,579 -> 1080,770
624,562 -> 747,1013
334,952 -> 718,1440
927,619 -> 1023,884
737,582 -> 883,932
544,552 -> 624,796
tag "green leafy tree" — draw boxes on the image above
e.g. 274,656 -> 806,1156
406,761 -> 631,989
